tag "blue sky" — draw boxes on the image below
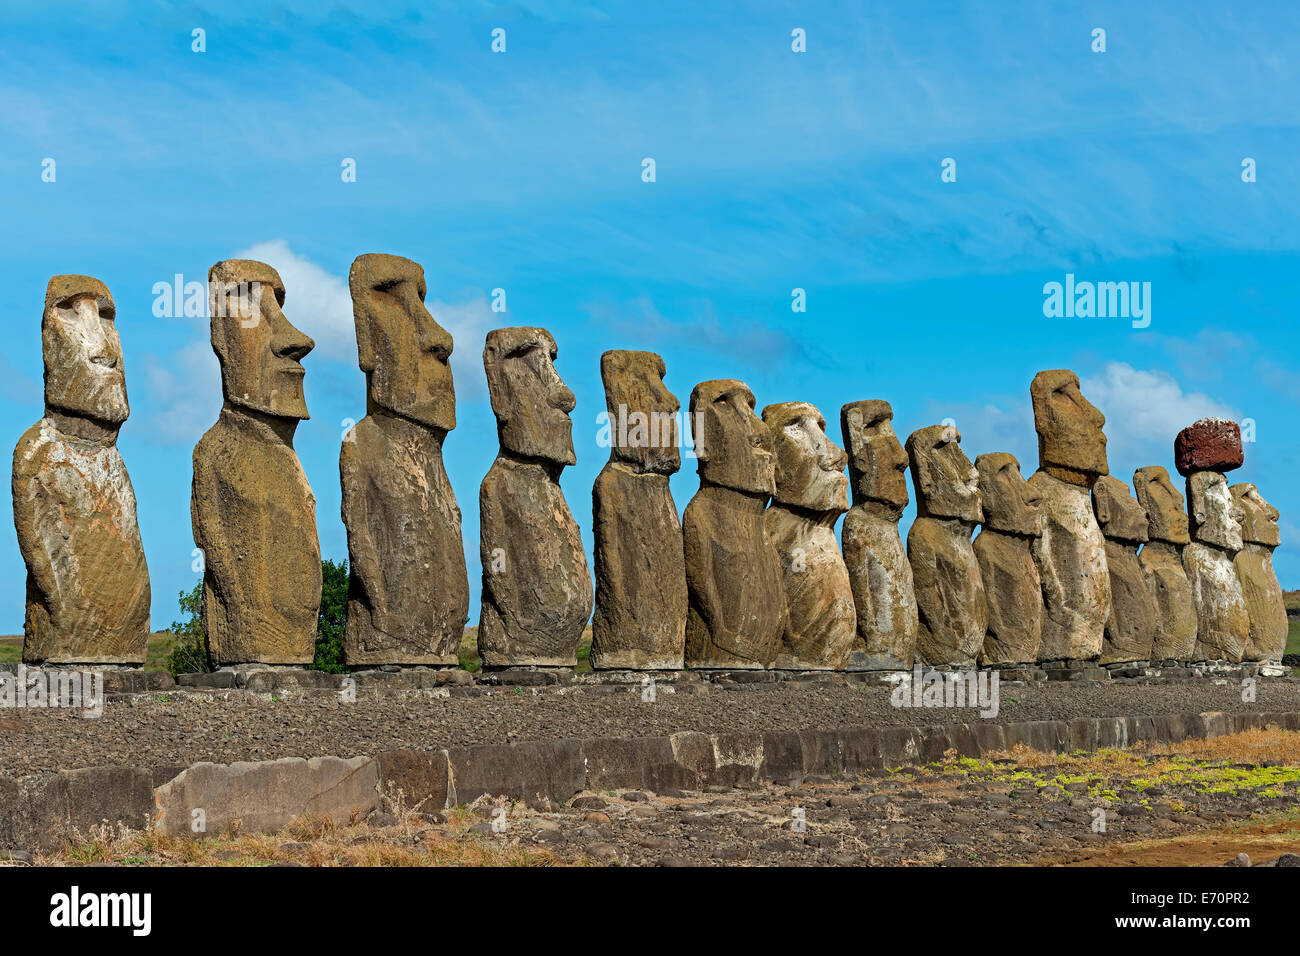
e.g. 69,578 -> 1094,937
0,1 -> 1296,633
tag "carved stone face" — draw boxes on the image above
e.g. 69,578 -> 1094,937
483,327 -> 575,466
905,424 -> 981,523
1187,471 -> 1244,552
600,349 -> 680,475
209,260 -> 314,420
1133,466 -> 1190,544
840,399 -> 909,511
1231,482 -> 1280,548
974,452 -> 1041,536
350,254 -> 455,432
761,402 -> 848,514
1092,475 -> 1149,544
690,379 -> 774,496
1030,369 -> 1108,485
42,275 -> 128,427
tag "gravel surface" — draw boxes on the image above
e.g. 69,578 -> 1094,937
0,678 -> 1297,775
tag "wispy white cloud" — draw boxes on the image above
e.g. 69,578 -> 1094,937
136,339 -> 222,447
232,240 -> 355,361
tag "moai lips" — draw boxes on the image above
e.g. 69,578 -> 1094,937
1175,418 -> 1243,477
13,275 -> 150,664
683,380 -> 785,669
590,350 -> 687,670
478,327 -> 592,668
905,424 -> 987,667
1230,482 -> 1286,662
192,259 -> 321,665
762,402 -> 856,670
839,400 -> 917,670
973,452 -> 1043,666
1133,466 -> 1197,660
340,254 -> 469,666
1092,475 -> 1158,664
1184,471 -> 1250,662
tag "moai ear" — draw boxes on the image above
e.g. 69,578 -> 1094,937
482,339 -> 509,426
1094,488 -> 1111,525
354,297 -> 378,374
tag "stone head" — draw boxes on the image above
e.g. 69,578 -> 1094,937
483,326 -> 575,466
840,399 -> 909,512
349,253 -> 455,432
1132,466 -> 1190,545
208,259 -> 314,420
1092,475 -> 1149,545
905,424 -> 981,523
1231,482 -> 1280,549
761,401 -> 848,514
1030,369 -> 1107,485
600,349 -> 680,475
1187,471 -> 1244,552
974,452 -> 1041,536
42,275 -> 129,428
689,379 -> 774,496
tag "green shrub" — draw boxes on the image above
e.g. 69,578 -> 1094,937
168,582 -> 210,675
313,558 -> 349,674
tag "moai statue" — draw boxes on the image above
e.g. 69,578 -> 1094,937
590,350 -> 686,670
1230,482 -> 1286,662
839,400 -> 918,670
761,402 -> 856,670
479,327 -> 592,668
1027,370 -> 1111,662
192,260 -> 321,665
12,276 -> 150,664
1092,476 -> 1159,664
1132,466 -> 1197,661
905,425 -> 987,666
1177,418 -> 1250,663
683,380 -> 786,668
972,453 -> 1042,666
340,254 -> 469,667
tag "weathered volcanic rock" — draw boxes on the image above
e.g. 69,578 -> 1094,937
1184,471 -> 1249,663
590,350 -> 686,670
905,424 -> 986,667
340,253 -> 468,666
192,260 -> 320,665
762,402 -> 855,670
683,380 -> 785,668
13,275 -> 149,664
479,328 -> 591,668
1092,475 -> 1158,664
1133,465 -> 1197,660
839,400 -> 917,670
1231,482 -> 1286,661
972,452 -> 1042,666
1175,418 -> 1243,477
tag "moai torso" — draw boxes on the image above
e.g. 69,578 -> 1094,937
191,260 -> 320,665
972,452 -> 1042,666
590,350 -> 686,670
14,276 -> 149,664
905,424 -> 987,667
1028,369 -> 1111,661
762,402 -> 855,670
1231,482 -> 1286,662
1133,466 -> 1197,660
1093,475 -> 1158,664
839,400 -> 917,670
683,380 -> 785,668
340,255 -> 468,666
478,327 -> 591,667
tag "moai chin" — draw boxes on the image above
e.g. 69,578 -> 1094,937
762,402 -> 856,670
1132,466 -> 1197,661
478,327 -> 592,668
683,380 -> 786,668
972,452 -> 1043,666
1027,369 -> 1111,662
340,254 -> 469,667
905,424 -> 987,667
13,276 -> 150,664
1179,416 -> 1250,663
839,400 -> 918,670
590,349 -> 686,670
191,260 -> 321,665
1230,482 -> 1285,662
1092,475 -> 1158,665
